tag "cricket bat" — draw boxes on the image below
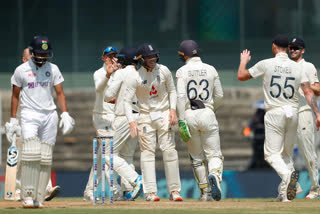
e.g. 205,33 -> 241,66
4,134 -> 18,200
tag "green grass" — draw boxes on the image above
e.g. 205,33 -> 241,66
1,198 -> 320,214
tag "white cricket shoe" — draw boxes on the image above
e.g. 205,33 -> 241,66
276,194 -> 291,202
44,185 -> 61,201
306,188 -> 319,199
169,191 -> 183,201
22,197 -> 34,208
199,192 -> 213,202
131,175 -> 143,199
15,189 -> 21,201
145,192 -> 160,201
286,171 -> 299,200
209,174 -> 221,201
83,191 -> 95,202
34,200 -> 44,208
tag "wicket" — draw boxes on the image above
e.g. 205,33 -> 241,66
93,136 -> 113,205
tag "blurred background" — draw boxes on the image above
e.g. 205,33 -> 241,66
1,0 -> 320,199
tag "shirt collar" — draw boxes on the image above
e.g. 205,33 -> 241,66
275,52 -> 288,59
186,57 -> 202,64
297,58 -> 305,64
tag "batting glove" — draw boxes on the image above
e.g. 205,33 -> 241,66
5,118 -> 21,143
59,112 -> 75,135
178,120 -> 191,143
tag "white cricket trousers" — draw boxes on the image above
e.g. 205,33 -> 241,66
264,107 -> 298,195
185,108 -> 223,182
104,114 -> 139,191
138,110 -> 181,194
297,109 -> 319,190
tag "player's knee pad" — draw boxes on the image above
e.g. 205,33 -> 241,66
21,136 -> 41,161
141,150 -> 155,162
40,141 -> 54,165
163,149 -> 178,162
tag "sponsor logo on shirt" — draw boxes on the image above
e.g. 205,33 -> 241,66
28,73 -> 36,77
27,81 -> 50,88
149,85 -> 158,97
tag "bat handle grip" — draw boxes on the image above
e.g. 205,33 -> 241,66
11,134 -> 17,147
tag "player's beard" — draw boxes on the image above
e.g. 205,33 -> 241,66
290,51 -> 302,61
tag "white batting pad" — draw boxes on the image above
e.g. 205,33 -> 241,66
37,165 -> 51,203
21,137 -> 41,161
21,160 -> 40,199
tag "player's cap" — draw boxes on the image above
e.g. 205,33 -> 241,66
178,40 -> 200,57
289,37 -> 305,48
137,43 -> 159,59
118,47 -> 138,61
30,35 -> 52,54
272,34 -> 289,48
103,46 -> 117,56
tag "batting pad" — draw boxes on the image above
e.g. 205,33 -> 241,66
40,141 -> 54,165
37,165 -> 51,203
191,161 -> 209,192
21,137 -> 41,161
163,149 -> 181,193
21,160 -> 40,199
141,150 -> 156,194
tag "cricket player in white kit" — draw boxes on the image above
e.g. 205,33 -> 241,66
238,34 -> 320,202
104,47 -> 143,200
176,40 -> 224,201
124,43 -> 183,201
289,37 -> 320,199
11,47 -> 61,202
83,46 -> 121,201
6,35 -> 75,208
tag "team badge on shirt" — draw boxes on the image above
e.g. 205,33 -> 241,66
45,71 -> 51,77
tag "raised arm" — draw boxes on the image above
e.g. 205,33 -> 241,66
238,49 -> 253,81
104,72 -> 122,102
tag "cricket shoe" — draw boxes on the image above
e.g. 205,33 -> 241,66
199,192 -> 213,202
276,194 -> 291,202
209,174 -> 221,201
34,201 -> 44,208
22,197 -> 34,208
286,170 -> 299,200
145,193 -> 160,201
15,189 -> 21,201
306,188 -> 319,199
83,191 -> 97,202
169,191 -> 183,201
131,175 -> 143,199
296,182 -> 303,195
44,185 -> 61,201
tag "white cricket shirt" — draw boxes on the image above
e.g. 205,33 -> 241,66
124,64 -> 177,122
93,64 -> 115,114
105,65 -> 139,116
248,52 -> 308,110
176,57 -> 223,120
11,60 -> 64,112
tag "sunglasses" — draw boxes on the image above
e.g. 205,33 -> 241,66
289,46 -> 301,51
103,46 -> 117,55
